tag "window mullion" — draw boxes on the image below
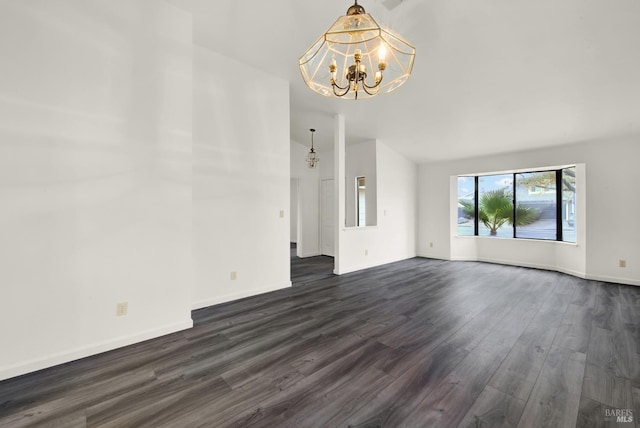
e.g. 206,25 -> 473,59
512,173 -> 517,238
556,169 -> 563,241
474,176 -> 479,236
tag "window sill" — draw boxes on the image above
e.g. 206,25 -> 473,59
455,235 -> 578,246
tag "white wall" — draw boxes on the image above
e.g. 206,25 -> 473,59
0,1 -> 193,380
345,140 -> 377,227
336,140 -> 418,274
290,140 -> 321,257
319,147 -> 335,180
418,136 -> 640,286
192,47 -> 291,309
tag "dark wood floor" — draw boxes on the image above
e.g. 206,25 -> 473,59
290,243 -> 335,286
1,258 -> 639,427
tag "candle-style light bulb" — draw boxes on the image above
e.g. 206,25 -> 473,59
329,56 -> 337,83
378,44 -> 387,61
378,43 -> 387,67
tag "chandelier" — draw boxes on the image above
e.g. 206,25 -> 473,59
299,0 -> 415,100
306,129 -> 319,168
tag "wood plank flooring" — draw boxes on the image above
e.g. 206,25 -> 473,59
290,243 -> 335,286
1,257 -> 639,427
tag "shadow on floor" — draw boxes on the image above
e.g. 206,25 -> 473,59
290,243 -> 335,286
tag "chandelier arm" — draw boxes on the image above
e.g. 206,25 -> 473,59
331,79 -> 350,91
361,83 -> 380,96
362,75 -> 383,90
332,83 -> 351,97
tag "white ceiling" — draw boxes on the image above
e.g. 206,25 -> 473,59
172,0 -> 640,163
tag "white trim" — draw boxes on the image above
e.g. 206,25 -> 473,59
476,257 -> 558,272
0,319 -> 193,382
416,254 -> 639,287
458,163 -> 577,178
417,251 -> 450,260
555,266 -> 587,279
342,226 -> 379,231
298,252 -> 322,258
191,282 -> 292,310
334,254 -> 415,275
585,274 -> 640,287
423,253 -> 586,277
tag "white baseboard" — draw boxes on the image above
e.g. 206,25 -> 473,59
334,254 -> 416,275
556,266 -> 588,279
417,251 -> 449,260
585,274 -> 640,286
440,254 -> 584,278
0,319 -> 193,382
417,254 -> 639,287
191,282 -> 292,310
298,252 -> 322,258
476,257 -> 558,272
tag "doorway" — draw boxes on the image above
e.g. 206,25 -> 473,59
290,178 -> 334,286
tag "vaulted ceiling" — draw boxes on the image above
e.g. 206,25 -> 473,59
171,0 -> 640,163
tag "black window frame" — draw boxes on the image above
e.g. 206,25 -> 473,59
458,166 -> 575,242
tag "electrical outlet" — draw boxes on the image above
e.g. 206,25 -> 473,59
365,249 -> 368,256
231,271 -> 237,280
430,242 -> 434,248
116,302 -> 128,316
619,260 -> 626,268
279,210 -> 285,218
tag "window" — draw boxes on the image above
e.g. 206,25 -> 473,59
356,177 -> 366,227
515,171 -> 557,240
478,174 -> 514,238
457,166 -> 576,242
457,176 -> 475,236
561,167 -> 576,242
